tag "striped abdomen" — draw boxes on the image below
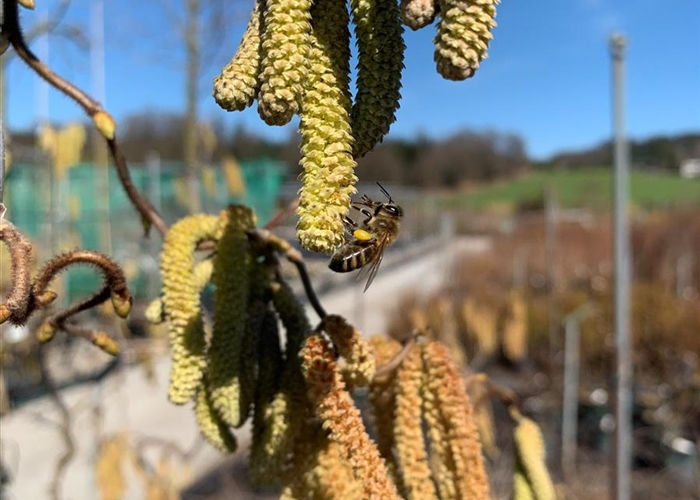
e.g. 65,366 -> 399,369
329,243 -> 378,273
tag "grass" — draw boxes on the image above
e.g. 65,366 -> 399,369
442,167 -> 700,210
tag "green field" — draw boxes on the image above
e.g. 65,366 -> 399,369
443,167 -> 700,210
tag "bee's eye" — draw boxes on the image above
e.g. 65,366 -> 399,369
385,205 -> 398,215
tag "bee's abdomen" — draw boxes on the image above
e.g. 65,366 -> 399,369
329,245 -> 375,273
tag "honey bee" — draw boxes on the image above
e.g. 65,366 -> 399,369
329,183 -> 403,291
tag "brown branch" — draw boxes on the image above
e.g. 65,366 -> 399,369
0,218 -> 34,324
264,196 -> 299,230
106,139 -> 167,236
374,333 -> 418,379
4,0 -> 167,237
39,285 -> 122,355
464,372 -> 520,416
32,250 -> 131,311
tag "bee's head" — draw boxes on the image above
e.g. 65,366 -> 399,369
374,183 -> 402,218
379,203 -> 403,218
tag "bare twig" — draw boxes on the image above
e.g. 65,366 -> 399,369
0,218 -> 34,324
37,346 -> 76,500
106,139 -> 167,236
464,372 -> 520,415
264,196 -> 299,230
374,333 -> 418,379
4,0 -> 167,237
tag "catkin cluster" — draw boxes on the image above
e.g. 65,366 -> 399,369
154,205 -> 281,453
213,0 -> 499,254
156,210 -> 550,498
297,332 -> 491,500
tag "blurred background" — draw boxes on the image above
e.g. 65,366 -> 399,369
1,0 -> 699,499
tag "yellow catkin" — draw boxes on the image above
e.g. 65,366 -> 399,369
462,297 -> 498,357
400,0 -> 436,30
311,436 -> 365,500
434,0 -> 499,80
257,0 -> 312,125
513,417 -> 556,500
296,0 -> 357,254
502,289 -> 529,363
95,434 -> 127,500
394,346 -> 438,500
161,214 -> 223,404
207,206 -> 256,427
213,0 -> 263,111
469,382 -> 498,459
144,259 -> 212,325
422,341 -> 490,500
368,335 -> 403,475
420,348 -> 457,500
301,334 -> 401,500
194,380 -> 238,454
513,469 -> 535,500
350,0 -> 405,158
323,315 -> 376,388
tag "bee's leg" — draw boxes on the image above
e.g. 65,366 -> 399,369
342,216 -> 358,238
351,204 -> 373,221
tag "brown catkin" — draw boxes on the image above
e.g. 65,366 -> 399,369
368,335 -> 403,477
302,334 -> 401,500
422,340 -> 490,500
393,346 -> 438,500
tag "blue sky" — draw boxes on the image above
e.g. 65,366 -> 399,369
4,0 -> 700,160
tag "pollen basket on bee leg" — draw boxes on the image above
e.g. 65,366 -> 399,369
353,229 -> 373,241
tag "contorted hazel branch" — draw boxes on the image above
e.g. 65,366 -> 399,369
1,0 -> 166,237
213,0 -> 502,253
0,220 -> 131,355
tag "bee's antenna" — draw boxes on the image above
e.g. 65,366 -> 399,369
376,182 -> 392,202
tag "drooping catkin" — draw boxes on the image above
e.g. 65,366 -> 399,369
393,346 -> 438,500
323,315 -> 376,388
95,434 -> 127,500
513,417 -> 555,500
302,334 -> 401,500
207,206 -> 256,428
422,341 -> 490,500
145,259 -> 213,325
368,336 -> 403,472
251,278 -> 310,486
350,0 -> 405,158
296,0 -> 357,254
420,345 -> 458,500
249,309 -> 285,485
257,0 -> 312,125
161,214 -> 223,404
501,289 -> 528,363
194,379 -> 238,454
513,469 -> 535,500
400,0 -> 436,30
213,0 -> 263,111
434,0 -> 499,81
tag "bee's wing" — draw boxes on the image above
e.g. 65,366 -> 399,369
357,233 -> 388,292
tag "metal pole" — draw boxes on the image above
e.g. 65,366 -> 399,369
610,33 -> 632,500
545,186 -> 559,359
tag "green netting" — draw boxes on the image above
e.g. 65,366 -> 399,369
4,159 -> 286,301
